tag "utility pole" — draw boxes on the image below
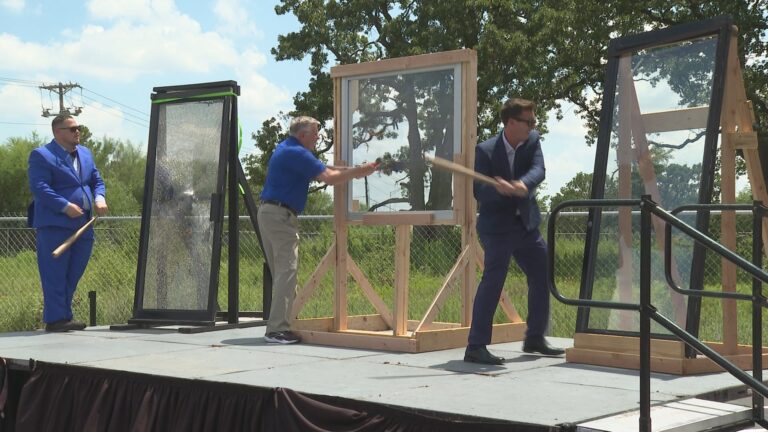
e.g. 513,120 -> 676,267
39,82 -> 82,117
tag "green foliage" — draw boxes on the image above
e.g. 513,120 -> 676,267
0,134 -> 44,213
1,127 -> 146,215
243,1 -> 767,210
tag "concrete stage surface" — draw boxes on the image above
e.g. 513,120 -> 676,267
0,325 -> 758,429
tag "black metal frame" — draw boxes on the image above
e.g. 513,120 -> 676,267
112,81 -> 270,332
579,16 -> 735,342
549,196 -> 768,431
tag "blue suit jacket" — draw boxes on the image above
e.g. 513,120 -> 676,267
474,130 -> 545,234
28,140 -> 106,230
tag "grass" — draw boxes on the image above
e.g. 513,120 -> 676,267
3,225 -> 767,348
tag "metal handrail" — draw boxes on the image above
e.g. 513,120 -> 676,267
547,196 -> 768,431
662,202 -> 768,300
547,198 -> 641,311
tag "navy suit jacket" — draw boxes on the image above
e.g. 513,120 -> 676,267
474,130 -> 545,234
28,140 -> 105,230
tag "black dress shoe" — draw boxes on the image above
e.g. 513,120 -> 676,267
45,320 -> 86,332
464,346 -> 505,365
522,337 -> 565,356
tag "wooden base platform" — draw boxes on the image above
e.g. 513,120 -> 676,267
293,314 -> 526,353
567,333 -> 768,375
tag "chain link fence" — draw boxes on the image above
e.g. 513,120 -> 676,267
1,211 -> 762,343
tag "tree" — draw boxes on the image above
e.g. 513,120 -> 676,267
244,1 -> 765,212
0,134 -> 43,214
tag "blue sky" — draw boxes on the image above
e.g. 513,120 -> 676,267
0,0 -> 595,198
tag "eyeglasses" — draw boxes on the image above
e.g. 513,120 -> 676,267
58,126 -> 81,133
511,117 -> 536,128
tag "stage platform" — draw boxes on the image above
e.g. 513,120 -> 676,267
0,325 -> 761,430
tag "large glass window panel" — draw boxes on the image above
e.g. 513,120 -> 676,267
342,66 -> 461,219
587,35 -> 719,334
142,100 -> 224,311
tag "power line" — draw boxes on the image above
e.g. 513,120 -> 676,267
79,93 -> 150,125
0,121 -> 49,126
80,102 -> 149,129
81,87 -> 149,118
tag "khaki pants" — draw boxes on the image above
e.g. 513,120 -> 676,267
257,204 -> 299,333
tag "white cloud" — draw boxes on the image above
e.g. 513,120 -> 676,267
0,83 -> 53,141
86,0 -> 174,22
213,0 -> 261,39
0,0 -> 240,81
1,0 -> 24,12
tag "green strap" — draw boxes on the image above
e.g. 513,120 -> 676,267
152,90 -> 238,105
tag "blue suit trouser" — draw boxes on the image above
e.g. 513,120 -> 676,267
36,226 -> 94,324
467,222 -> 550,347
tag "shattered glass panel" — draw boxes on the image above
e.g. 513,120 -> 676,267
142,100 -> 223,311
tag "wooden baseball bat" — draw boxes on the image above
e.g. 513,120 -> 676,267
52,216 -> 97,258
424,155 -> 499,186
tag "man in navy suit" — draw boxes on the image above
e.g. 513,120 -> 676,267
28,114 -> 108,332
464,98 -> 564,365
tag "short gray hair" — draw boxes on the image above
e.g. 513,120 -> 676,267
51,113 -> 74,130
289,116 -> 321,137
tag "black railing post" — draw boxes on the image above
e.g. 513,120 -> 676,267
639,196 -> 652,432
88,290 -> 96,327
752,201 -> 765,424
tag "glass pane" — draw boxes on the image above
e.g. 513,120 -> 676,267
589,35 -> 718,333
346,68 -> 458,213
142,100 -> 223,311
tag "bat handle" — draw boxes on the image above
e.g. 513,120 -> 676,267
52,216 -> 97,258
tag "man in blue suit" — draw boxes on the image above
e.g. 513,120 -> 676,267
28,114 -> 108,332
464,98 -> 564,365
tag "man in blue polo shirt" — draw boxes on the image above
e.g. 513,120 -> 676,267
258,116 -> 378,344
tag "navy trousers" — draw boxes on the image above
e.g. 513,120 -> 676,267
36,226 -> 94,323
467,221 -> 550,346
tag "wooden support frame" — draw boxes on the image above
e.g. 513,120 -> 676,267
292,49 -> 527,352
569,25 -> 768,374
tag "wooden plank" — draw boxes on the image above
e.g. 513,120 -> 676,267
393,225 -> 411,335
615,56 -> 637,330
626,61 -> 688,325
292,241 -> 335,318
573,333 -> 685,358
640,106 -> 708,133
333,76 -> 349,332
567,347 -> 768,375
416,322 -> 526,352
295,314 -> 390,332
721,36 -> 768,253
295,329 -> 418,352
331,49 -> 476,78
726,131 -> 759,150
361,212 -> 434,226
719,131 -> 738,355
461,56 -> 479,327
415,246 -> 469,332
347,257 -> 394,328
499,292 -> 524,323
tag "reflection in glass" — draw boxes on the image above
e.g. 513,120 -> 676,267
346,67 -> 458,213
143,100 -> 223,311
589,36 -> 718,333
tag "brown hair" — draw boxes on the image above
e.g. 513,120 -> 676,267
500,98 -> 536,126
